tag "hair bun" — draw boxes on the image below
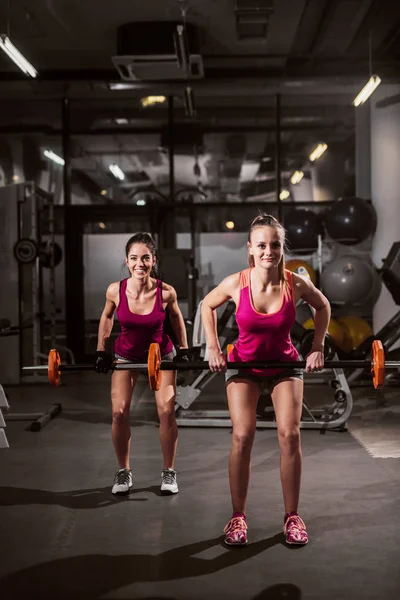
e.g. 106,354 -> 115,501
250,214 -> 279,227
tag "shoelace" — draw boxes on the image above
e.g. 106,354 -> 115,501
224,516 -> 247,534
284,515 -> 306,534
115,469 -> 131,486
162,470 -> 176,485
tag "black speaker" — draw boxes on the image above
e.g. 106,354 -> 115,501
117,21 -> 200,55
379,241 -> 400,305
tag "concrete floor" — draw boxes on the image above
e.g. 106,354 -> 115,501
1,372 -> 400,600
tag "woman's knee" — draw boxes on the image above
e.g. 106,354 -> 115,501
278,428 -> 300,453
232,428 -> 255,452
157,403 -> 176,423
111,406 -> 130,423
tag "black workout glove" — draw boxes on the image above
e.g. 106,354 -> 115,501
94,351 -> 113,374
173,348 -> 191,363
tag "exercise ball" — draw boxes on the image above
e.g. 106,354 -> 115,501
370,271 -> 382,306
321,256 -> 377,306
337,316 -> 373,351
283,209 -> 323,254
324,197 -> 377,245
303,317 -> 347,351
286,259 -> 317,285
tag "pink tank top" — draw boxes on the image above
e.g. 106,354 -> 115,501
229,268 -> 299,376
114,278 -> 173,361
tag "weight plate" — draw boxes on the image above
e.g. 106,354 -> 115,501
13,238 -> 38,264
148,343 -> 162,391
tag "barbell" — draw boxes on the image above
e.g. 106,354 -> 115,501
21,339 -> 398,391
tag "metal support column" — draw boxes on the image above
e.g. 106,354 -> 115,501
275,93 -> 282,221
63,98 -> 84,361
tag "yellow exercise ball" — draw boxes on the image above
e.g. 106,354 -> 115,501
286,259 -> 317,285
337,316 -> 373,351
302,317 -> 347,351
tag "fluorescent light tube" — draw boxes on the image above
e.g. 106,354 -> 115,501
44,150 -> 65,166
140,96 -> 166,108
109,164 -> 125,180
309,143 -> 327,162
353,75 -> 381,107
290,171 -> 304,185
0,34 -> 38,78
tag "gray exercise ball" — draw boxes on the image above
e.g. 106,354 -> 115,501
321,256 -> 378,306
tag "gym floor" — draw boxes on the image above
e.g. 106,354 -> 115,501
1,373 -> 400,600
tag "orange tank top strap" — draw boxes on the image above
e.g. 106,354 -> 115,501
239,268 -> 251,289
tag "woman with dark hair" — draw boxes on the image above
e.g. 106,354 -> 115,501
94,232 -> 188,495
201,214 -> 331,546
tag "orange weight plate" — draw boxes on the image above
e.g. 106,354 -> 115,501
371,339 -> 385,389
226,344 -> 234,357
148,343 -> 162,391
48,349 -> 61,387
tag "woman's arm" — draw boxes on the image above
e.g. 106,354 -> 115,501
96,282 -> 118,352
292,273 -> 331,371
201,273 -> 240,371
164,285 -> 189,349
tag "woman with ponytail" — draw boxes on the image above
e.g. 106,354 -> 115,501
201,214 -> 330,547
94,232 -> 188,496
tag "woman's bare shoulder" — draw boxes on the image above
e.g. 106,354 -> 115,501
106,281 -> 120,302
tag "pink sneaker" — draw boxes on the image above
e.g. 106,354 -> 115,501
284,513 -> 308,545
223,515 -> 248,546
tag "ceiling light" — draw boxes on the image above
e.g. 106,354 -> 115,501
44,149 -> 65,166
136,199 -> 146,206
109,82 -> 138,91
109,164 -> 125,180
98,222 -> 106,230
12,175 -> 20,182
100,189 -> 107,196
115,118 -> 129,125
309,143 -> 327,162
0,34 -> 38,78
225,221 -> 235,230
352,75 -> 381,107
140,96 -> 166,108
290,170 -> 304,185
279,189 -> 290,200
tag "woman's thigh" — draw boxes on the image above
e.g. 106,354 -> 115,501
226,378 -> 261,434
111,368 -> 139,413
271,378 -> 304,432
154,370 -> 176,412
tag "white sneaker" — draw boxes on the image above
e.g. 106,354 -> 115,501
161,468 -> 179,495
112,468 -> 132,494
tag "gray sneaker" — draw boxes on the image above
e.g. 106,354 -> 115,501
112,468 -> 133,495
161,468 -> 179,495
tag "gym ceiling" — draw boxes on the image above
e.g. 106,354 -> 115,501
0,0 -> 399,201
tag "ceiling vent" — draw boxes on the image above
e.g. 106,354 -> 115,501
235,0 -> 274,41
112,21 -> 204,81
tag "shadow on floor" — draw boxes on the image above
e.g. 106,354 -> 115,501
0,534 -> 289,599
0,484 -> 168,508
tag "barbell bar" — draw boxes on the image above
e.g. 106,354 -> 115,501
21,340 -> 399,391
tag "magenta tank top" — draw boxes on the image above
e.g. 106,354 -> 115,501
229,268 -> 299,376
114,278 -> 173,361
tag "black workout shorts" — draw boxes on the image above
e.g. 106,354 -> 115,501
225,366 -> 303,395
